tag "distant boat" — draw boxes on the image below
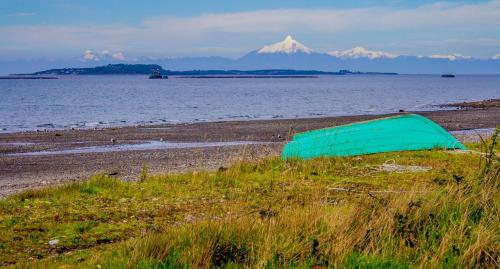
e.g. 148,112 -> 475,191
441,74 -> 455,78
149,70 -> 168,79
282,114 -> 465,159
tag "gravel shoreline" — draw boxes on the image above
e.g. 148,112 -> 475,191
0,100 -> 498,197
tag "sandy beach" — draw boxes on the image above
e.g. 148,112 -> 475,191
0,100 -> 498,197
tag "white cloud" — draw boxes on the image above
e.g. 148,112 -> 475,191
83,50 -> 98,60
6,12 -> 36,17
139,1 -> 500,34
82,50 -> 125,61
112,52 -> 125,60
493,53 -> 500,59
0,1 -> 499,57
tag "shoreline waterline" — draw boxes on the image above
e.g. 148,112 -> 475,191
0,106 -> 462,134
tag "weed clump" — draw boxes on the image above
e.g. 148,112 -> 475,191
139,164 -> 149,183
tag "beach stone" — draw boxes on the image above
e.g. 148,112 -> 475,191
218,166 -> 227,172
106,171 -> 119,176
185,214 -> 195,222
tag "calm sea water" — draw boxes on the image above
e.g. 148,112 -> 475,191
0,75 -> 499,132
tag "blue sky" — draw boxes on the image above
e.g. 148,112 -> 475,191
2,1 -> 489,25
1,0 -> 499,59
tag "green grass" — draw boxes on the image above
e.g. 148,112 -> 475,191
0,134 -> 498,268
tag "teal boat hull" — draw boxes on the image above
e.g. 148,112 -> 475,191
282,114 -> 466,159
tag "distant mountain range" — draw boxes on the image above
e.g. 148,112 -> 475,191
3,35 -> 500,75
145,36 -> 500,74
26,64 -> 397,76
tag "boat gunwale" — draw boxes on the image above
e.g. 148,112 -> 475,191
291,114 -> 461,145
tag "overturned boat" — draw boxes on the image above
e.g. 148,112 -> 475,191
282,114 -> 465,159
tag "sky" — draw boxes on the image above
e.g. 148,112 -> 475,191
1,0 -> 499,60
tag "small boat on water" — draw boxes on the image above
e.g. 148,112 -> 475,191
282,114 -> 465,159
441,74 -> 455,78
149,70 -> 168,79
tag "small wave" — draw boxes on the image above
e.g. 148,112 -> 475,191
36,123 -> 55,128
85,121 -> 105,127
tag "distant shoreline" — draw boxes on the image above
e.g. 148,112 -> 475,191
18,63 -> 398,76
0,76 -> 57,80
177,75 -> 319,78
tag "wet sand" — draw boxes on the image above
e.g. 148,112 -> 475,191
0,100 -> 499,197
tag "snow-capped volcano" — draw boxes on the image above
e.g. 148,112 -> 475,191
257,35 -> 313,54
328,47 -> 398,59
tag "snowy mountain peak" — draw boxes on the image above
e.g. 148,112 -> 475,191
328,47 -> 398,59
257,35 -> 313,54
429,53 -> 472,61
